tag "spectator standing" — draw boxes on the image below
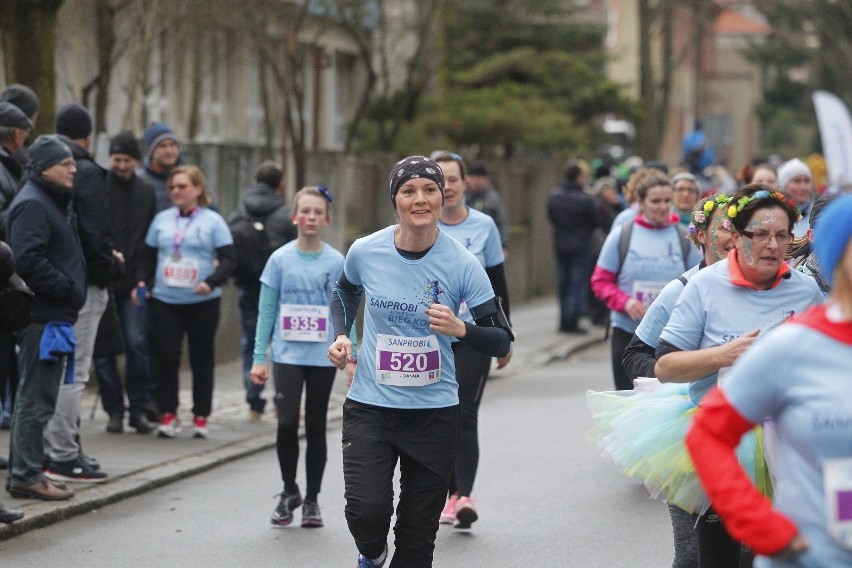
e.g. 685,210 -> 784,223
0,102 -> 32,433
465,163 -> 509,257
93,131 -> 157,434
6,135 -> 83,501
41,103 -> 122,483
547,160 -> 606,333
0,84 -> 39,178
140,165 -> 235,439
777,159 -> 814,237
682,119 -> 715,177
228,161 -> 296,420
137,122 -> 184,212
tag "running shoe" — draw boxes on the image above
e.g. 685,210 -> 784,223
271,489 -> 303,527
454,496 -> 478,529
192,415 -> 209,438
301,500 -> 323,528
439,494 -> 458,524
44,456 -> 108,483
157,413 -> 182,438
356,546 -> 387,568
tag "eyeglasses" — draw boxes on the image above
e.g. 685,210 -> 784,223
740,230 -> 792,244
57,159 -> 76,169
675,185 -> 698,194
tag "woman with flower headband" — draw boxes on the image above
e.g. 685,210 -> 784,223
686,193 -> 852,567
589,193 -> 735,568
249,186 -> 347,529
652,185 -> 823,566
327,156 -> 513,568
592,168 -> 702,391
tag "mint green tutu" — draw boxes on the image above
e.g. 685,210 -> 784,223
586,383 -> 772,515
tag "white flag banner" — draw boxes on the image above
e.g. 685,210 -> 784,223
813,90 -> 852,187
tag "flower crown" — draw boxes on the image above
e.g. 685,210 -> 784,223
689,194 -> 733,235
726,190 -> 799,220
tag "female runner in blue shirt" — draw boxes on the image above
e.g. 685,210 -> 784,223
328,156 -> 513,568
250,186 -> 348,529
431,150 -> 511,530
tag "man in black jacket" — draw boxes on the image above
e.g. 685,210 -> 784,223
93,131 -> 157,434
43,104 -> 123,483
547,160 -> 606,333
6,135 -> 83,501
229,161 -> 296,419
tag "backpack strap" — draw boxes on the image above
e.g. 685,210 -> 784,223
616,221 -> 633,277
674,223 -> 691,270
677,275 -> 689,286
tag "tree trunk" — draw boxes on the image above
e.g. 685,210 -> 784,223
0,0 -> 65,135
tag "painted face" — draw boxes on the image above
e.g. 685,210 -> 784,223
733,205 -> 791,287
639,185 -> 673,226
110,154 -> 138,181
673,180 -> 699,212
152,139 -> 180,170
438,160 -> 464,209
751,168 -> 777,190
703,206 -> 735,263
41,157 -> 76,189
291,194 -> 330,236
168,172 -> 203,211
395,176 -> 442,230
784,174 -> 812,207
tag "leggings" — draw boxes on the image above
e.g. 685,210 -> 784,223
610,326 -> 633,391
696,506 -> 753,568
272,363 -> 336,502
448,341 -> 491,497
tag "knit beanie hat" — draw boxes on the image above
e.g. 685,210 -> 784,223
0,101 -> 32,130
0,84 -> 39,118
29,135 -> 72,174
143,122 -> 179,158
777,158 -> 812,191
388,155 -> 445,207
109,130 -> 142,160
55,103 -> 93,139
813,194 -> 852,288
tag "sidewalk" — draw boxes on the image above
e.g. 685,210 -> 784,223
0,297 -> 605,540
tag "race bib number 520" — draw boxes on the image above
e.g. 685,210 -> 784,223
375,333 -> 441,387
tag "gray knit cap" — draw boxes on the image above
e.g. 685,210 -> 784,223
29,135 -> 72,174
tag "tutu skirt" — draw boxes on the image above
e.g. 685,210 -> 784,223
586,383 -> 772,515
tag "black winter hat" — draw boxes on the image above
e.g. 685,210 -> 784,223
0,102 -> 32,130
109,130 -> 142,160
0,84 -> 39,118
55,102 -> 93,139
29,135 -> 72,174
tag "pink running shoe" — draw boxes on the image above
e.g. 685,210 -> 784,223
454,496 -> 478,529
439,495 -> 458,524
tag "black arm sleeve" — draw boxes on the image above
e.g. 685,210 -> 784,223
622,334 -> 658,382
485,262 -> 510,322
140,245 -> 157,286
331,272 -> 362,339
458,298 -> 512,358
204,244 -> 237,288
655,339 -> 683,360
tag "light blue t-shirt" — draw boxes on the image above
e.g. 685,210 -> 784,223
260,242 -> 344,366
634,264 -> 701,347
721,319 -> 852,568
145,207 -> 233,304
438,207 -> 504,326
659,258 -> 823,403
344,226 -> 495,409
596,221 -> 702,334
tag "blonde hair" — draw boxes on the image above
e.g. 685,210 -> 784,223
168,165 -> 210,207
292,186 -> 332,214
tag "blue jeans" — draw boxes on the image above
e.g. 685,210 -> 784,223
554,248 -> 593,330
238,284 -> 266,413
95,293 -> 151,418
9,323 -> 65,487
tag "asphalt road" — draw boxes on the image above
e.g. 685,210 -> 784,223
1,341 -> 672,567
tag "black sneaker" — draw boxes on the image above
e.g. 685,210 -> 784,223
301,500 -> 323,528
45,457 -> 109,483
128,414 -> 154,434
270,489 -> 302,527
